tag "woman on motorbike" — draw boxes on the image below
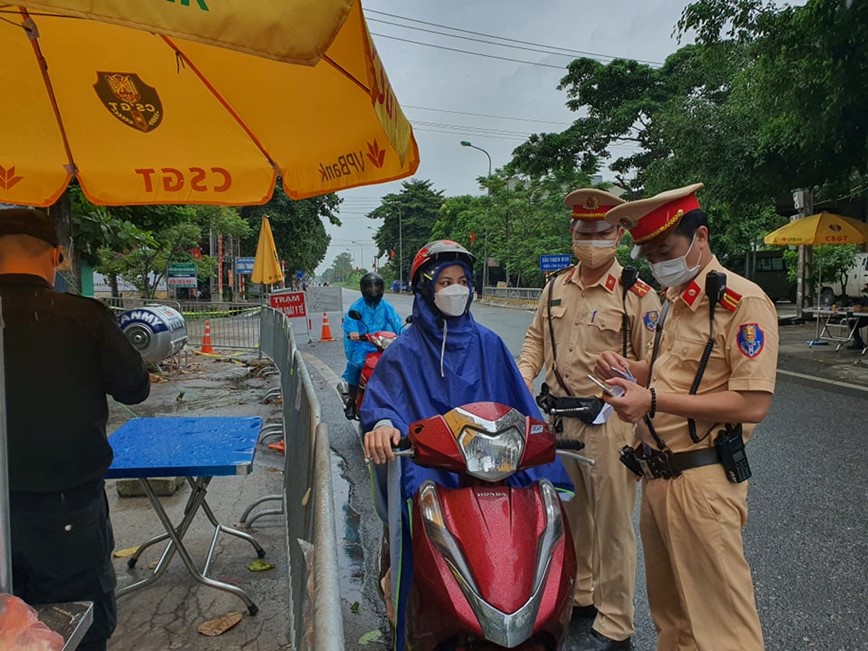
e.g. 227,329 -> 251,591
360,240 -> 573,649
340,271 -> 403,419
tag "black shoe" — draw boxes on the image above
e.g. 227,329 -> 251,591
572,629 -> 632,651
571,603 -> 598,621
847,341 -> 865,350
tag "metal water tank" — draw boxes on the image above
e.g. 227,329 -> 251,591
118,305 -> 188,364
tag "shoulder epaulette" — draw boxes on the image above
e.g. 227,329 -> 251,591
628,278 -> 652,297
547,264 -> 576,284
719,287 -> 742,313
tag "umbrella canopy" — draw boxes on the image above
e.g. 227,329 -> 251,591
251,216 -> 284,286
764,211 -> 868,246
0,0 -> 419,207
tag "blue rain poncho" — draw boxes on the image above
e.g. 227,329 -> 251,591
360,267 -> 572,650
341,296 -> 403,384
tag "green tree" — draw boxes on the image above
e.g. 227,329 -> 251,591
241,182 -> 340,275
329,252 -> 354,283
678,0 -> 868,195
367,179 -> 445,283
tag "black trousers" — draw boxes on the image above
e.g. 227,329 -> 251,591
11,482 -> 117,651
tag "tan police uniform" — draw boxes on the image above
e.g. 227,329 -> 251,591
607,186 -> 779,651
517,189 -> 661,642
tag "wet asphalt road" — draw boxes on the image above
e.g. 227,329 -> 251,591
302,289 -> 867,651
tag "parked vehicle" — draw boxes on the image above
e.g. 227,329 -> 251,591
820,252 -> 868,304
726,251 -> 796,303
391,279 -> 411,293
385,402 -> 589,650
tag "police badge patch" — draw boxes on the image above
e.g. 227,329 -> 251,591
93,72 -> 163,133
643,310 -> 658,332
737,323 -> 764,358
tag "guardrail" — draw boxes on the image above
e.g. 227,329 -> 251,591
480,286 -> 543,310
260,307 -> 344,650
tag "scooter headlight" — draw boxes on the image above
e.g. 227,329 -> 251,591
457,426 -> 525,482
369,333 -> 396,349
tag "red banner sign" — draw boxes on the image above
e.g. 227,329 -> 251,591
269,291 -> 306,318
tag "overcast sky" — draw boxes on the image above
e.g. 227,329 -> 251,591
319,0 -> 697,274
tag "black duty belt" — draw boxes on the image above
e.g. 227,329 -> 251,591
621,445 -> 721,480
536,384 -> 603,425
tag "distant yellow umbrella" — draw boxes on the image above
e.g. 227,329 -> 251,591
0,0 -> 419,207
764,212 -> 868,246
251,216 -> 284,286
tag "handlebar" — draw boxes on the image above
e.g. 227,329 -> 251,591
556,439 -> 586,451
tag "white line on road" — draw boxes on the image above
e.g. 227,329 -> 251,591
778,368 -> 868,393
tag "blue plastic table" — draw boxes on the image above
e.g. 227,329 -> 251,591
107,417 -> 265,615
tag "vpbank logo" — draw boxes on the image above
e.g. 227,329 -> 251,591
0,165 -> 23,190
366,140 -> 386,169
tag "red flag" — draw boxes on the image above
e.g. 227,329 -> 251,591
389,248 -> 396,259
469,232 -> 477,245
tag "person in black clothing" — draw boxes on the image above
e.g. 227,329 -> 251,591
0,207 -> 150,651
847,284 -> 868,350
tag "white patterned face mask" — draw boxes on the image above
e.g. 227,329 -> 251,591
434,283 -> 470,317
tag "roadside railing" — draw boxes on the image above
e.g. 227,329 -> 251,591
260,307 -> 343,650
481,286 -> 543,310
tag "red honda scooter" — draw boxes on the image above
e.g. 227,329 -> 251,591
388,402 -> 591,650
338,309 -> 398,420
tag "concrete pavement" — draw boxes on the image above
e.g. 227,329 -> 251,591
105,354 -> 290,651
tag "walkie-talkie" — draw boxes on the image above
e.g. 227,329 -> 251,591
620,266 -> 639,356
705,270 -> 727,308
621,266 -> 639,294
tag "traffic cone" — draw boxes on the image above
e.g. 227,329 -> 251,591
200,320 -> 215,353
320,312 -> 335,342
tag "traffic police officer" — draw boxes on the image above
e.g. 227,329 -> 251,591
595,184 -> 778,650
518,188 -> 660,651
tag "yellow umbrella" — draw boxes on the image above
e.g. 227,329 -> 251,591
764,211 -> 868,246
251,216 -> 285,286
0,0 -> 419,207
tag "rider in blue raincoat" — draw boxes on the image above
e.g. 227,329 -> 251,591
341,272 -> 403,419
361,240 -> 573,650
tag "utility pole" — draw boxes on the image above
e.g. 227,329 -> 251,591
460,140 -> 492,294
395,205 -> 403,289
793,189 -> 813,318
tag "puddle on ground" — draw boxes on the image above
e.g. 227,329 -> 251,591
331,451 -> 365,608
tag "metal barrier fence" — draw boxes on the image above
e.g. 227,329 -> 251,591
101,297 -> 262,350
260,307 -> 344,650
481,286 -> 543,310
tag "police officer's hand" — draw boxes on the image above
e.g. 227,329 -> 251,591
603,379 -> 652,424
594,351 -> 631,381
364,426 -> 401,464
349,332 -> 361,341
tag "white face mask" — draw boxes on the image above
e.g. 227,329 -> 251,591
434,283 -> 470,317
649,235 -> 701,287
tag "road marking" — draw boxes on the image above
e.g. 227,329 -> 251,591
778,368 -> 868,393
301,351 -> 344,398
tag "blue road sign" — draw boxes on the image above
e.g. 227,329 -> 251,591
296,269 -> 305,280
236,257 -> 255,275
539,254 -> 572,272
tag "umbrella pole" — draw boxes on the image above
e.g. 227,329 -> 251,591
0,297 -> 12,593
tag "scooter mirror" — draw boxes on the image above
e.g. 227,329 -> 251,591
348,309 -> 363,321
